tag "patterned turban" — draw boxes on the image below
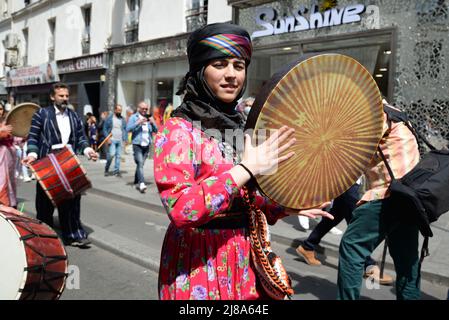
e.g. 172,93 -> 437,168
187,22 -> 253,73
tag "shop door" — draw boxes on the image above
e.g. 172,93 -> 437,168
156,79 -> 174,106
250,31 -> 394,100
84,82 -> 100,118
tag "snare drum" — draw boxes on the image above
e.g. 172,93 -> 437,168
0,210 -> 68,300
30,146 -> 92,207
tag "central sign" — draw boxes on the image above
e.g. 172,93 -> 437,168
252,4 -> 366,38
58,54 -> 106,74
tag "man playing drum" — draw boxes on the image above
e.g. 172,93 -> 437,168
23,83 -> 98,248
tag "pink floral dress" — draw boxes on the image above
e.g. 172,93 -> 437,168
154,117 -> 286,300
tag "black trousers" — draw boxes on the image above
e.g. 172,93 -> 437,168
35,183 -> 87,241
303,183 -> 377,267
303,184 -> 359,250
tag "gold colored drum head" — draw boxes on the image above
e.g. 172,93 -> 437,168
245,54 -> 384,209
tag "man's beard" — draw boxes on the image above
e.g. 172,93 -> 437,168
56,101 -> 68,109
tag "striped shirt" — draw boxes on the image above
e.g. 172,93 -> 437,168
360,108 -> 420,203
28,106 -> 90,159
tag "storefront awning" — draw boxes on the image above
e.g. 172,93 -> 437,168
10,83 -> 53,94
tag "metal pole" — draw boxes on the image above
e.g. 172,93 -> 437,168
380,237 -> 388,279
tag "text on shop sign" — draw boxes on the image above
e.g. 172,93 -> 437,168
58,54 -> 105,74
252,4 -> 366,38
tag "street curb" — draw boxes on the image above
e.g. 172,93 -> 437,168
86,189 -> 449,288
271,234 -> 449,287
88,187 -> 163,213
83,222 -> 161,274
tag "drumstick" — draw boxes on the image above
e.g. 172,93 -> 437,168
97,133 -> 112,150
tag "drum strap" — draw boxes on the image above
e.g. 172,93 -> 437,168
242,186 -> 293,300
48,153 -> 74,195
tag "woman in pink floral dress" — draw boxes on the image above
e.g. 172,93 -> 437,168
0,106 -> 17,207
154,23 -> 333,300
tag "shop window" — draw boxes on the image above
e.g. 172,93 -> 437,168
249,32 -> 394,99
156,79 -> 173,106
186,0 -> 208,32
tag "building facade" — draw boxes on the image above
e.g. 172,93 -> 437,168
2,0 -> 113,116
2,0 -> 447,146
228,0 -> 449,145
108,0 -> 232,112
1,0 -> 233,117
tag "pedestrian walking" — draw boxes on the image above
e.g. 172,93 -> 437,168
97,111 -> 109,161
126,102 -> 157,193
103,104 -> 127,177
296,181 -> 393,285
88,115 -> 98,151
337,100 -> 421,300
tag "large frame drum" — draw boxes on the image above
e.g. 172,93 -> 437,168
5,103 -> 40,138
245,53 -> 384,209
0,210 -> 68,300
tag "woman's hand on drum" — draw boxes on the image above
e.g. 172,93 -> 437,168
285,202 -> 334,220
230,126 -> 296,187
240,126 -> 296,177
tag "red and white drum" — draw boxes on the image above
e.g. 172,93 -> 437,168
0,209 -> 68,300
30,146 -> 92,207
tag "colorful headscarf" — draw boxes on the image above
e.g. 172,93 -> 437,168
187,22 -> 252,73
172,23 -> 253,154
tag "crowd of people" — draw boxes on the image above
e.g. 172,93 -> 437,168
85,101 -> 163,193
0,85 -> 169,248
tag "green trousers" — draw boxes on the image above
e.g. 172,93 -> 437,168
337,199 -> 421,300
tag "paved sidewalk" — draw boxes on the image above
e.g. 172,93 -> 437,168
80,152 -> 449,287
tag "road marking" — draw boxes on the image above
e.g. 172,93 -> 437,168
145,222 -> 167,232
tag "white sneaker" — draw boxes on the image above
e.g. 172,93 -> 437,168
298,216 -> 310,230
31,174 -> 36,180
330,227 -> 343,235
23,176 -> 32,183
139,182 -> 147,193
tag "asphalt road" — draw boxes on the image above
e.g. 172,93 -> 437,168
15,180 -> 449,300
62,245 -> 158,300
